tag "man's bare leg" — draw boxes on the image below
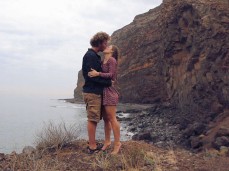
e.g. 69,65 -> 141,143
87,121 -> 97,149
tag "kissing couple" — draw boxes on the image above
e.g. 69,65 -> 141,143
82,32 -> 121,154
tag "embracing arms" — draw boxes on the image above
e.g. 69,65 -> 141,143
88,58 -> 117,79
82,55 -> 112,87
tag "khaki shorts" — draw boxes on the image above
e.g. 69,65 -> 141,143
82,93 -> 102,123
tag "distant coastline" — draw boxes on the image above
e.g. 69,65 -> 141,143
58,98 -> 84,104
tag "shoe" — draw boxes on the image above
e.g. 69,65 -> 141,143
86,146 -> 100,154
86,142 -> 104,154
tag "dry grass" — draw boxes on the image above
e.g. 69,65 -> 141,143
87,142 -> 155,171
1,141 -> 229,171
120,145 -> 153,170
35,121 -> 81,151
1,152 -> 64,171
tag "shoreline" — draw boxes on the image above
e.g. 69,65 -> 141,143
60,98 -> 182,149
59,98 -> 155,112
59,98 -> 181,149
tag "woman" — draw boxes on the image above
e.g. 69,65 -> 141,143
88,45 -> 121,154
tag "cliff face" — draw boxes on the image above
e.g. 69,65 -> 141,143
160,0 -> 229,116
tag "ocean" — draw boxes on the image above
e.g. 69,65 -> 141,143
0,94 -> 131,154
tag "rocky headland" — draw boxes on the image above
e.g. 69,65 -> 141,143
74,0 -> 229,152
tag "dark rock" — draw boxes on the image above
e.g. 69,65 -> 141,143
216,127 -> 229,137
0,153 -> 5,161
148,106 -> 157,113
211,101 -> 224,113
162,102 -> 172,108
117,116 -> 132,121
132,132 -> 152,141
159,136 -> 166,141
116,116 -> 121,121
139,114 -> 145,118
128,122 -> 133,126
183,123 -> 206,138
190,136 -> 203,149
138,124 -> 145,129
125,109 -> 141,113
213,136 -> 229,149
139,111 -> 148,117
119,113 -> 124,117
128,126 -> 137,132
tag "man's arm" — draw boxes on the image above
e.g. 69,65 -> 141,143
83,55 -> 112,87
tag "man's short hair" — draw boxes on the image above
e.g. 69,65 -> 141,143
90,32 -> 110,47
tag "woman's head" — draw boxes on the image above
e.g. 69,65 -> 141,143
103,45 -> 119,61
90,32 -> 110,51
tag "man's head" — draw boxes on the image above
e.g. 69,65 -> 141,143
90,32 -> 110,52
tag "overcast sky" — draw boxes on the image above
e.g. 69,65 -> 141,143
0,0 -> 162,98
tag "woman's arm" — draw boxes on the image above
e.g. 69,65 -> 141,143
99,58 -> 117,78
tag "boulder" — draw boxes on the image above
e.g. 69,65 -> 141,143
216,127 -> 229,137
132,132 -> 152,141
22,146 -> 36,155
213,136 -> 229,149
183,123 -> 206,138
0,153 -> 4,161
219,146 -> 229,157
190,136 -> 203,149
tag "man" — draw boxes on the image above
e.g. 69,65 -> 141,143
82,32 -> 112,154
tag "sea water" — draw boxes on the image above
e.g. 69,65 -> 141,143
0,94 -> 130,154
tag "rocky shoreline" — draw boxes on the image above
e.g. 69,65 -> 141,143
116,102 -> 229,155
58,100 -> 189,149
61,99 -> 182,149
62,99 -> 229,154
116,102 -> 183,149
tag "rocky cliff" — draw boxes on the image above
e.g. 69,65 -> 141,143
75,0 -> 229,150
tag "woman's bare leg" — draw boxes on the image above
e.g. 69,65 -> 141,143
102,106 -> 111,150
104,106 -> 121,154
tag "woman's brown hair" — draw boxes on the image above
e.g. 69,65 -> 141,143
111,45 -> 119,61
